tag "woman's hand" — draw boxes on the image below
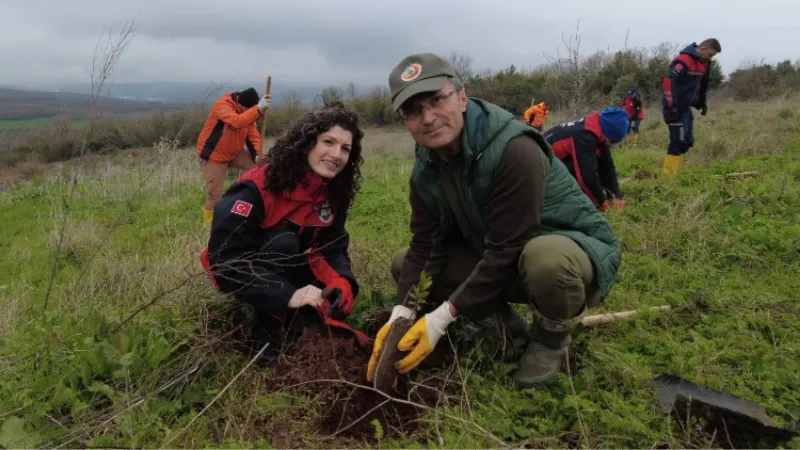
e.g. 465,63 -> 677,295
288,285 -> 324,309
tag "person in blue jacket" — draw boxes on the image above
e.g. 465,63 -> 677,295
544,107 -> 630,211
661,38 -> 721,177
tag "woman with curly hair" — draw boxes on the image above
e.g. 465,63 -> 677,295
199,102 -> 367,344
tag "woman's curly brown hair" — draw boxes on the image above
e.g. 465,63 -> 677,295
262,101 -> 365,209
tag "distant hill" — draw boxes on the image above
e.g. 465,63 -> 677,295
0,88 -> 186,121
53,81 -> 339,107
0,80 -> 387,122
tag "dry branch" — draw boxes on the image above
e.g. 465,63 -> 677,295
43,20 -> 137,311
724,171 -> 760,179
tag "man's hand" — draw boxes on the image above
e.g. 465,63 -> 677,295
287,285 -> 324,309
395,301 -> 457,374
611,198 -> 627,210
258,95 -> 272,112
366,305 -> 415,382
664,107 -> 680,123
700,103 -> 708,116
600,200 -> 610,212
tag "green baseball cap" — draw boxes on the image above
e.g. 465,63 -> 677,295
389,53 -> 456,112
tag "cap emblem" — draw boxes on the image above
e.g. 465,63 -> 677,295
400,63 -> 422,82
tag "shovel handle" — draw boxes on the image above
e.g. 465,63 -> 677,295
259,75 -> 272,140
581,305 -> 671,327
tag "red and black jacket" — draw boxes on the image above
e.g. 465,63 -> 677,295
543,112 -> 623,207
662,43 -> 710,112
200,164 -> 357,315
621,95 -> 644,121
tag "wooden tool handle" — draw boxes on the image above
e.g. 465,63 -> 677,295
580,305 -> 671,327
259,75 -> 272,140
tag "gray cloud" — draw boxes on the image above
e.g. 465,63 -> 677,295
1,0 -> 798,91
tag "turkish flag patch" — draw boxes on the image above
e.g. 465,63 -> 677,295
231,200 -> 253,217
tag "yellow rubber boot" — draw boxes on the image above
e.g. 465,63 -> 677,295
661,155 -> 684,178
202,207 -> 213,227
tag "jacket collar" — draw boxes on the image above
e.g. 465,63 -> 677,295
415,98 -> 514,172
680,43 -> 704,61
283,170 -> 329,203
584,112 -> 607,142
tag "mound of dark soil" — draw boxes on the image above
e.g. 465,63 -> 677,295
268,325 -> 447,444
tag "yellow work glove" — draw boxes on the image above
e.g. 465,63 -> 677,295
395,301 -> 457,374
366,305 -> 415,382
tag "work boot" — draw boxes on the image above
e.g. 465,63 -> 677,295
203,206 -> 213,228
512,338 -> 570,388
512,323 -> 572,388
661,154 -> 684,178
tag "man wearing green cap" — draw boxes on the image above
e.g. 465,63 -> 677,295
365,53 -> 622,387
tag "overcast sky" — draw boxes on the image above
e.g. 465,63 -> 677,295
1,0 -> 797,91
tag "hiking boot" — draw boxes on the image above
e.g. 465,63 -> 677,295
512,335 -> 571,388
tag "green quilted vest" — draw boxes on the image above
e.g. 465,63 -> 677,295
411,98 -> 622,297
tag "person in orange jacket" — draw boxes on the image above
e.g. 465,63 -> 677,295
197,87 -> 272,226
523,99 -> 550,131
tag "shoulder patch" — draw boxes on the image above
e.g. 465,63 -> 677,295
231,200 -> 253,217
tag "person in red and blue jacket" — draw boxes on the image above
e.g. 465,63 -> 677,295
543,107 -> 629,211
620,87 -> 644,134
661,38 -> 721,177
200,102 -> 369,351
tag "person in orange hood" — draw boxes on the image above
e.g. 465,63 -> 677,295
524,100 -> 550,131
197,87 -> 272,226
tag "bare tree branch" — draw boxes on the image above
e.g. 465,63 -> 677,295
43,20 -> 137,311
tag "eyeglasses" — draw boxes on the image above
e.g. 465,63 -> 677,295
399,90 -> 458,120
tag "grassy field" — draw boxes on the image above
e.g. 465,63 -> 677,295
0,98 -> 798,449
0,118 -> 66,130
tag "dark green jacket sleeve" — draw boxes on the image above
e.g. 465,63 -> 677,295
449,135 -> 550,319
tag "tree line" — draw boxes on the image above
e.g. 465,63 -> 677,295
2,39 -> 797,168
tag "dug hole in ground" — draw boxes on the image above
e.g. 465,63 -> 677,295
263,309 -> 453,445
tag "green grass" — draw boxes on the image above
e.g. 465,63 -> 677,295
0,117 -> 54,129
1,99 -> 799,449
